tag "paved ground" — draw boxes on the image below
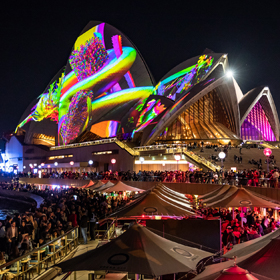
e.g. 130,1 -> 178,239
55,238 -> 99,280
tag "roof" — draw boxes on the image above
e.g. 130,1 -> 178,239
239,86 -> 280,140
56,224 -> 212,276
239,86 -> 265,120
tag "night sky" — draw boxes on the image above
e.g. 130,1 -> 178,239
1,1 -> 279,135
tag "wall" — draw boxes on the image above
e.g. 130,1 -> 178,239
5,136 -> 23,171
48,143 -> 134,172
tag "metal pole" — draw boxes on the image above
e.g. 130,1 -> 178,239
267,156 -> 269,173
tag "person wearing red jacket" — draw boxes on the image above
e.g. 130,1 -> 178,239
68,210 -> 78,228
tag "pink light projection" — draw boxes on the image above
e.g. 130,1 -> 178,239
241,101 -> 276,141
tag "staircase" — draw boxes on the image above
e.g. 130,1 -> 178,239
115,139 -> 139,156
182,150 -> 221,171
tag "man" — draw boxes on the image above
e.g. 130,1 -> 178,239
272,169 -> 279,188
89,208 -> 97,241
80,212 -> 88,244
6,221 -> 18,255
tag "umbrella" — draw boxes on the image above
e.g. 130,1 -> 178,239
214,265 -> 259,280
236,236 -> 280,280
199,185 -> 230,200
202,186 -> 238,204
102,181 -> 144,193
109,188 -> 195,217
56,224 -> 212,276
206,187 -> 280,208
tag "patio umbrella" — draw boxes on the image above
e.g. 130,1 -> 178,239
56,224 -> 212,276
206,187 -> 280,208
214,265 -> 259,280
199,185 -> 230,200
202,186 -> 238,204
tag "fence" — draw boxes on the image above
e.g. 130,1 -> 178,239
0,227 -> 79,280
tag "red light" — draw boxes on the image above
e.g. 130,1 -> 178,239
264,148 -> 272,157
142,214 -> 145,218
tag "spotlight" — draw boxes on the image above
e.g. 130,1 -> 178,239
226,70 -> 233,78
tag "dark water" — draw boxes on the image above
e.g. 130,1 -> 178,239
0,198 -> 30,220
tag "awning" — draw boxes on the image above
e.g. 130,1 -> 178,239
56,224 -> 212,276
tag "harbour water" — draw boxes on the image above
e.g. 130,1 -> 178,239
0,197 -> 30,220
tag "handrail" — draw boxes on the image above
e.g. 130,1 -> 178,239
0,227 -> 79,276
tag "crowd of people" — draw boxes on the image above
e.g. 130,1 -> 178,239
198,208 -> 279,253
13,168 -> 280,188
0,183 -> 131,274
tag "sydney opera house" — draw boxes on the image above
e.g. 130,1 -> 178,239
3,21 -> 280,173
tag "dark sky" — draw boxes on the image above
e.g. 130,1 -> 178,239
1,0 -> 279,135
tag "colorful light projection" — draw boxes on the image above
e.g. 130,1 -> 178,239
58,24 -> 153,145
16,73 -> 65,132
154,55 -> 214,101
133,98 -> 168,134
90,121 -> 119,138
16,22 -> 153,145
241,101 -> 276,141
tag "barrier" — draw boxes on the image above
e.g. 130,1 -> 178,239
0,227 -> 78,280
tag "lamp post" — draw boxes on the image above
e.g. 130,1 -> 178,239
264,148 -> 272,172
219,151 -> 226,169
139,157 -> 144,171
111,158 -> 116,172
174,154 -> 181,171
88,160 -> 93,171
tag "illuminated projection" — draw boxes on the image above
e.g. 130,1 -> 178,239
241,101 -> 276,141
132,96 -> 173,135
154,55 -> 214,101
17,22 -> 154,145
16,73 -> 64,131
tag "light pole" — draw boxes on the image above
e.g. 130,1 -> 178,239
174,154 -> 181,171
219,152 -> 226,169
139,157 -> 144,171
111,158 -> 116,172
88,160 -> 93,171
264,148 -> 272,172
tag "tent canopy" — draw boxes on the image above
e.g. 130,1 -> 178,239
88,180 -> 104,190
108,185 -> 195,217
206,187 -> 280,208
81,180 -> 95,189
56,224 -> 212,276
95,181 -> 115,191
102,181 -> 144,193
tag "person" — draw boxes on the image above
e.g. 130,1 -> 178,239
89,208 -> 97,241
272,170 -> 279,188
6,222 -> 18,256
68,210 -> 78,228
80,212 -> 88,244
0,222 -> 6,252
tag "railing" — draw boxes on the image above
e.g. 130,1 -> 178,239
115,140 -> 139,156
50,138 -> 118,150
0,227 -> 79,280
134,144 -> 220,171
